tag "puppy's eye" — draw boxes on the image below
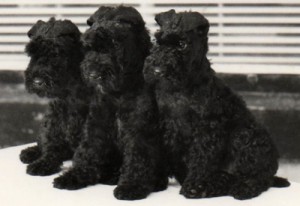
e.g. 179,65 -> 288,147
178,40 -> 188,51
112,39 -> 121,49
101,67 -> 112,76
115,22 -> 122,28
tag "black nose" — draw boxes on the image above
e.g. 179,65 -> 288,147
32,77 -> 44,86
153,66 -> 165,77
154,67 -> 161,74
89,73 -> 98,79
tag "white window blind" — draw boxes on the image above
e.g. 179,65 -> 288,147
1,0 -> 300,74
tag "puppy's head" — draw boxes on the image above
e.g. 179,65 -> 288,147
144,10 -> 210,89
81,51 -> 121,95
155,10 -> 209,61
25,18 -> 82,98
144,45 -> 183,89
86,5 -> 145,32
82,5 -> 145,49
81,6 -> 151,74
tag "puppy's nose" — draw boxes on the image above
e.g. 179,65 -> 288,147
153,67 -> 165,77
89,72 -> 99,79
32,77 -> 44,86
154,67 -> 161,74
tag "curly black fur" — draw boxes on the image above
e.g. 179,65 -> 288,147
19,18 -> 92,176
53,6 -> 167,200
143,9 -> 289,200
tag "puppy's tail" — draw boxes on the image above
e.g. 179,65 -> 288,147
272,176 -> 290,188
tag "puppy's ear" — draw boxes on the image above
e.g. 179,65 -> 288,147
195,25 -> 209,36
88,6 -> 113,26
48,17 -> 56,22
27,20 -> 45,39
155,9 -> 176,26
116,6 -> 145,29
182,12 -> 210,36
57,20 -> 81,40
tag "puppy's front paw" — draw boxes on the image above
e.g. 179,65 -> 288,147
180,180 -> 228,199
180,182 -> 209,198
53,168 -> 93,190
53,174 -> 86,190
230,182 -> 261,200
114,185 -> 151,200
181,172 -> 231,198
27,159 -> 60,176
20,146 -> 41,164
153,177 -> 168,192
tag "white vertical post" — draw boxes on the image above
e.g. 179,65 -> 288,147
218,2 -> 224,58
55,3 -> 63,19
139,0 -> 155,37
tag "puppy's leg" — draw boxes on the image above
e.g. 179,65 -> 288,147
114,96 -> 162,200
26,145 -> 72,176
54,104 -> 121,190
53,139 -> 121,190
114,138 -> 158,200
180,129 -> 229,198
26,102 -> 73,176
153,165 -> 169,192
228,126 -> 278,200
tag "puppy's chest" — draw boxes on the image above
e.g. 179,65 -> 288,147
157,92 -> 191,118
157,92 -> 192,138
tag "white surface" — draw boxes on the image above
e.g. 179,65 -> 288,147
0,144 -> 300,206
277,162 -> 300,183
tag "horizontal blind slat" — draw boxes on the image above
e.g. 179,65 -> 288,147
0,0 -> 141,5
2,0 -> 300,4
212,57 -> 300,64
211,46 -> 300,54
1,0 -> 300,73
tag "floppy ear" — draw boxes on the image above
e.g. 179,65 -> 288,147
27,20 -> 45,39
116,6 -> 145,30
181,12 -> 210,36
57,20 -> 81,40
87,6 -> 113,26
195,25 -> 209,36
155,9 -> 176,26
118,15 -> 144,28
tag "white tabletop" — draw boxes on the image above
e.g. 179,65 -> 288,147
0,144 -> 299,206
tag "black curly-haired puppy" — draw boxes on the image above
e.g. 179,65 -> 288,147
144,10 -> 290,200
53,6 -> 168,199
19,18 -> 92,176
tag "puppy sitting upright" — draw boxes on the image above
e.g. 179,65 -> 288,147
144,10 -> 289,200
54,6 -> 167,200
20,18 -> 91,176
